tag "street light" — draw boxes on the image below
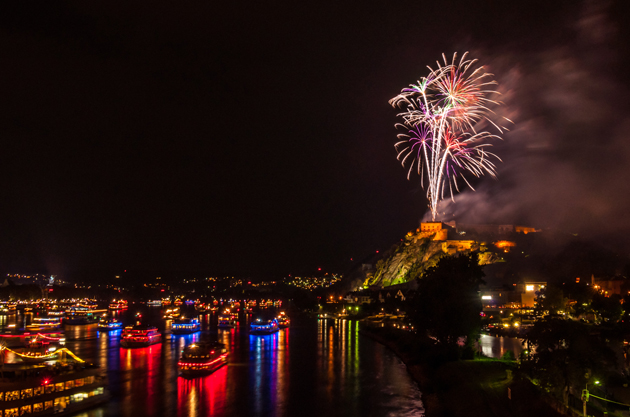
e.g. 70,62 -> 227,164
582,380 -> 600,417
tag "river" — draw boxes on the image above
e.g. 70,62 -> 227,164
18,306 -> 425,417
477,333 -> 525,359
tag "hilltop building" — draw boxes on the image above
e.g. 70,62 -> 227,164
413,221 -> 540,255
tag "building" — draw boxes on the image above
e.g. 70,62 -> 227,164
592,275 -> 626,296
518,282 -> 546,307
479,281 -> 546,309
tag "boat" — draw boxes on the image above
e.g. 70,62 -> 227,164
64,307 -> 107,325
120,324 -> 162,348
147,300 -> 163,306
47,306 -> 65,317
76,301 -> 99,310
249,318 -> 280,335
0,345 -> 108,415
162,307 -> 180,319
277,312 -> 290,329
194,303 -> 211,313
97,316 -> 123,331
31,333 -> 66,347
26,317 -> 62,331
217,309 -> 237,328
171,318 -> 201,335
178,342 -> 228,376
12,346 -> 69,363
11,333 -> 69,362
108,300 -> 128,310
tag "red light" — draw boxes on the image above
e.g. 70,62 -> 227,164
318,268 -> 321,271
49,289 -> 53,292
161,289 -> 165,292
43,379 -> 49,385
376,250 -> 379,253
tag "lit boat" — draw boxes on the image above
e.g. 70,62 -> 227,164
163,307 -> 180,319
171,318 -> 201,335
277,312 -> 290,329
32,333 -> 66,347
0,345 -> 108,414
64,307 -> 104,325
12,346 -> 65,363
178,342 -> 228,376
13,334 -> 68,363
195,303 -> 211,313
77,301 -> 99,310
249,318 -> 280,335
147,300 -> 163,306
217,309 -> 237,328
97,316 -> 123,330
108,300 -> 128,310
47,306 -> 65,317
26,317 -> 62,331
120,324 -> 162,348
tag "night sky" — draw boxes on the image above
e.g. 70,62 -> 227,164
1,1 -> 629,278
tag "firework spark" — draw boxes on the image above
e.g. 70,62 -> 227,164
390,52 -> 510,221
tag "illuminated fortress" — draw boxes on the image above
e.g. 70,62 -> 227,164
414,221 -> 540,255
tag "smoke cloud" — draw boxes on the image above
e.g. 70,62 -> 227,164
434,1 -> 630,247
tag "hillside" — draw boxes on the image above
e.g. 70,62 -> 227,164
364,231 -> 445,287
360,223 -> 630,289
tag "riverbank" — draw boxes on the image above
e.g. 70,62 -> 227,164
360,326 -> 564,417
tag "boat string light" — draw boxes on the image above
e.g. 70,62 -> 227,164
1,346 -> 85,363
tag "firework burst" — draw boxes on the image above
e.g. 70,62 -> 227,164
390,52 -> 510,221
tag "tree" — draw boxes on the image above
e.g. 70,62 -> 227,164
539,285 -> 568,314
523,318 -> 616,406
591,293 -> 623,324
410,253 -> 485,348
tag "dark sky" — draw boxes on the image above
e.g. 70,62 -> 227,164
1,1 -> 629,278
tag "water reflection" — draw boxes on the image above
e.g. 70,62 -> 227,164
10,308 -> 424,417
478,334 -> 524,358
120,344 -> 162,416
250,333 -> 280,415
177,366 -> 228,417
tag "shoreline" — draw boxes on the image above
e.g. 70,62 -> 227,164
359,325 -> 565,417
359,326 -> 439,414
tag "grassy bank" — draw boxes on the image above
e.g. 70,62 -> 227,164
360,326 -> 564,417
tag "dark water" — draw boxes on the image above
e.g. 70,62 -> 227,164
478,334 -> 525,359
20,306 -> 424,417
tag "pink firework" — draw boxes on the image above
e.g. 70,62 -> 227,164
390,52 -> 510,221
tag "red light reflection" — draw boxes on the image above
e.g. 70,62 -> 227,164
119,344 -> 162,416
177,365 -> 228,417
